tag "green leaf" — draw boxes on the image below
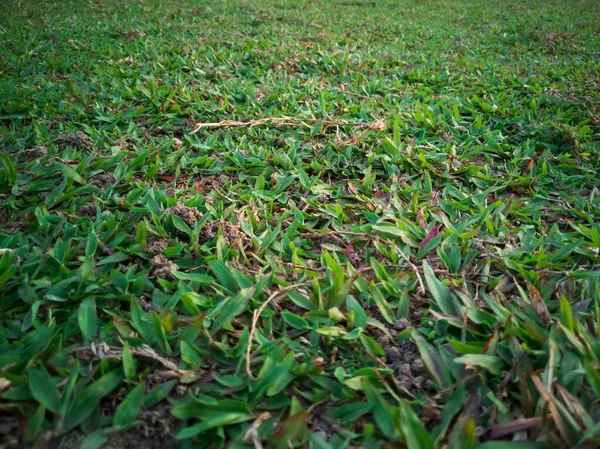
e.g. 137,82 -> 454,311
423,260 -> 457,316
432,386 -> 464,444
63,369 -> 124,431
78,297 -> 97,340
175,401 -> 253,439
370,282 -> 395,324
398,401 -> 435,449
123,342 -> 136,380
172,271 -> 213,283
359,333 -> 385,358
55,161 -> 84,184
347,296 -> 368,328
96,252 -> 129,266
211,286 -> 255,331
585,360 -> 600,396
288,290 -> 316,311
81,430 -> 108,449
171,214 -> 193,234
454,354 -> 503,375
208,260 -> 239,293
0,151 -> 17,185
282,311 -> 309,330
316,326 -> 346,337
180,340 -> 203,367
309,434 -> 335,449
559,296 -> 574,332
86,226 -> 98,257
28,404 -> 45,442
28,367 -> 60,413
114,382 -> 145,428
412,331 -> 450,387
477,443 -> 552,449
143,380 -> 176,408
328,401 -> 373,422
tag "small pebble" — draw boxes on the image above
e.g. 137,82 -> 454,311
385,346 -> 401,362
393,318 -> 411,331
377,335 -> 391,347
404,352 -> 416,362
411,358 -> 425,374
394,363 -> 411,376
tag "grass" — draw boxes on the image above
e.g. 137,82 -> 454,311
1,0 -> 600,447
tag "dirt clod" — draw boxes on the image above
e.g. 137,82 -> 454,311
0,412 -> 22,449
393,318 -> 411,331
89,173 -> 116,189
1,221 -> 24,235
385,346 -> 402,363
143,236 -> 168,255
411,358 -> 425,374
172,138 -> 183,149
202,219 -> 251,248
169,202 -> 202,227
78,203 -> 97,217
58,131 -> 92,148
21,145 -> 48,160
151,255 -> 178,279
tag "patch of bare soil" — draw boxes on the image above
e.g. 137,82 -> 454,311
21,145 -> 48,160
201,219 -> 252,248
0,412 -> 23,449
77,203 -> 97,218
376,318 -> 432,394
1,220 -> 24,235
58,402 -> 178,449
88,173 -> 116,189
142,236 -> 168,255
168,203 -> 202,227
57,131 -> 92,149
151,255 -> 178,279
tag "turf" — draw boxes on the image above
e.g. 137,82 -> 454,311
1,0 -> 600,447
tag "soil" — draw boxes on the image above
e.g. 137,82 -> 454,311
88,173 -> 116,190
168,203 -> 202,227
371,305 -> 436,397
77,203 -> 97,218
57,402 -> 179,449
57,131 -> 92,149
21,146 -> 48,160
0,412 -> 23,449
1,220 -> 24,235
150,255 -> 178,279
142,236 -> 168,255
201,219 -> 251,248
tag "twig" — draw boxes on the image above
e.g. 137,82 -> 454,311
243,412 -> 271,449
189,116 -> 385,134
398,248 -> 426,296
245,280 -> 314,380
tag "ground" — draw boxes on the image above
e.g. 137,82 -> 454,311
0,0 -> 600,448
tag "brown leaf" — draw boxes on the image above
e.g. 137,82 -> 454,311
531,374 -> 574,445
270,410 -> 309,447
555,383 -> 589,428
420,224 -> 440,250
0,377 -> 11,392
416,209 -> 428,229
486,417 -> 541,440
526,281 -> 551,328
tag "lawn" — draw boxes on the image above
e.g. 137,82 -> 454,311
1,0 -> 600,447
